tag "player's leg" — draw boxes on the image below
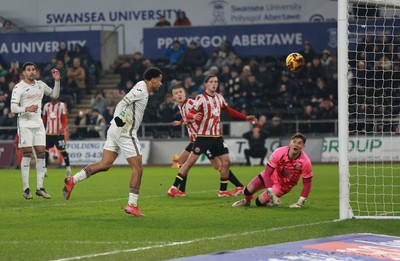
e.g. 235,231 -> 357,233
176,145 -> 192,195
124,155 -> 145,216
55,135 -> 71,176
168,152 -> 200,197
232,171 -> 266,207
257,185 -> 284,207
19,127 -> 34,199
34,145 -> 51,199
44,135 -> 52,177
210,157 -> 244,196
33,125 -> 51,199
244,149 -> 251,166
215,153 -> 234,197
63,149 -> 118,200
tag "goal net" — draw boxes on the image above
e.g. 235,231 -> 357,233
338,0 -> 400,219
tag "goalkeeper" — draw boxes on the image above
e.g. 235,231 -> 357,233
232,132 -> 313,208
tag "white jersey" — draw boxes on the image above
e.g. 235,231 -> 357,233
112,80 -> 149,137
11,80 -> 54,128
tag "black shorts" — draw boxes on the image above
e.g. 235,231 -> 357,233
192,136 -> 229,160
46,135 -> 67,151
185,142 -> 194,153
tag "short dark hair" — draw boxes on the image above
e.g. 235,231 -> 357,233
204,74 -> 217,83
143,67 -> 163,81
22,62 -> 36,71
172,85 -> 185,92
291,132 -> 306,144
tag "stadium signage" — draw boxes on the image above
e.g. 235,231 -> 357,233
3,0 -> 337,54
143,22 -> 336,58
0,31 -> 100,64
65,140 -> 150,165
322,137 -> 399,162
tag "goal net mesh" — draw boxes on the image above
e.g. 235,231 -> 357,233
347,0 -> 400,218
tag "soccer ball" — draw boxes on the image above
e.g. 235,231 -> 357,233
285,52 -> 305,72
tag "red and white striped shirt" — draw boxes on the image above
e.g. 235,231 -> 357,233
42,101 -> 68,135
179,98 -> 198,141
192,92 -> 227,136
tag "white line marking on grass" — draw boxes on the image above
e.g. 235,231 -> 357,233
0,240 -> 166,245
51,219 -> 341,261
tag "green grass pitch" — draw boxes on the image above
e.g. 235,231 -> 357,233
0,164 -> 399,260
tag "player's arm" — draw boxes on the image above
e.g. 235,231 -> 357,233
186,109 -> 203,121
113,87 -> 143,127
222,106 -> 257,123
172,118 -> 184,126
289,177 -> 312,208
45,69 -> 61,98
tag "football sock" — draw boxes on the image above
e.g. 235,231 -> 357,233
73,169 -> 88,183
219,178 -> 229,191
128,192 -> 139,206
21,157 -> 31,191
44,151 -> 49,167
66,166 -> 72,173
36,158 -> 46,190
62,151 -> 70,166
228,170 -> 243,187
243,187 -> 255,201
179,175 -> 188,192
173,173 -> 185,187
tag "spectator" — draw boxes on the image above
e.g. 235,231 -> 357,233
182,76 -> 197,97
300,41 -> 317,68
173,10 -> 191,26
164,40 -> 185,70
67,57 -> 86,103
70,110 -> 88,140
56,42 -> 69,62
267,116 -> 287,137
86,109 -> 106,138
114,59 -> 134,90
204,50 -> 224,72
6,60 -> 22,84
307,57 -> 324,82
130,52 -> 144,82
106,89 -> 124,108
225,69 -> 242,107
0,20 -> 19,33
0,107 -> 16,140
155,15 -> 171,27
317,99 -> 337,133
91,89 -> 108,116
42,56 -> 58,85
242,127 -> 268,166
179,41 -> 208,72
300,104 -> 318,134
157,93 -> 179,123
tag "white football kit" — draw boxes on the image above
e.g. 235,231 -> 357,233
11,80 -> 60,147
103,80 -> 149,158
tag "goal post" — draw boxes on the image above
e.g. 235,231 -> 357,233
338,0 -> 400,219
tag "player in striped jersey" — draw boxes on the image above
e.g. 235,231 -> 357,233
10,62 -> 60,200
168,85 -> 245,197
168,74 -> 257,197
63,67 -> 163,217
42,98 -> 71,177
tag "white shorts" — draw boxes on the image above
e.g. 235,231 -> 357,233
103,125 -> 141,158
18,125 -> 46,148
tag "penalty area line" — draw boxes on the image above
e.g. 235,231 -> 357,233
51,219 -> 340,261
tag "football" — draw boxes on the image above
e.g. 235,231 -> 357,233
285,52 -> 305,72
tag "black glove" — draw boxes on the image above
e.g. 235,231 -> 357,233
114,116 -> 125,127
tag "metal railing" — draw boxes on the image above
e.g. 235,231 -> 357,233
1,118 -> 399,140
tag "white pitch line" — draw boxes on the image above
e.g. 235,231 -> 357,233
51,219 -> 341,261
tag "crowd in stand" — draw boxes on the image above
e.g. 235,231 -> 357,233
2,14 -> 400,140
